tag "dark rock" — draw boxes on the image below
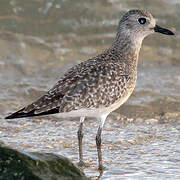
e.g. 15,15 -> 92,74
0,141 -> 89,180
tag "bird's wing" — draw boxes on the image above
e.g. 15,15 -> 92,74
57,61 -> 129,113
5,53 -> 130,119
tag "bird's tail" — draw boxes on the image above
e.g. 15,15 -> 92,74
5,107 -> 59,119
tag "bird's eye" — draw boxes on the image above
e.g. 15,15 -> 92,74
138,18 -> 146,25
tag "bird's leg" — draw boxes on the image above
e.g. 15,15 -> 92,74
96,126 -> 103,170
77,116 -> 85,167
96,115 -> 107,171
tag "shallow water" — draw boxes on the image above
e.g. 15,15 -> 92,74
0,0 -> 180,179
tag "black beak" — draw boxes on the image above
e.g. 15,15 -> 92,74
154,25 -> 174,35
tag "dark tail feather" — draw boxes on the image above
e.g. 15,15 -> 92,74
5,107 -> 59,119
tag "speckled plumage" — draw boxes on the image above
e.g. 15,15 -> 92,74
5,9 -> 174,170
25,48 -> 136,115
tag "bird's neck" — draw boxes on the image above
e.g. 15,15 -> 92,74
111,31 -> 144,68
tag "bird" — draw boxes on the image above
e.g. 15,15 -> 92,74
5,9 -> 174,170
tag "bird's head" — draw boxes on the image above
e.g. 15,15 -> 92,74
118,9 -> 174,40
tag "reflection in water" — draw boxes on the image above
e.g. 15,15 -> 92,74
0,0 -> 180,179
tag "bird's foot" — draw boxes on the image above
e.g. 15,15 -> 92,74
98,164 -> 106,171
77,160 -> 89,168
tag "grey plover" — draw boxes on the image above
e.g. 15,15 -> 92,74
5,9 -> 174,170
